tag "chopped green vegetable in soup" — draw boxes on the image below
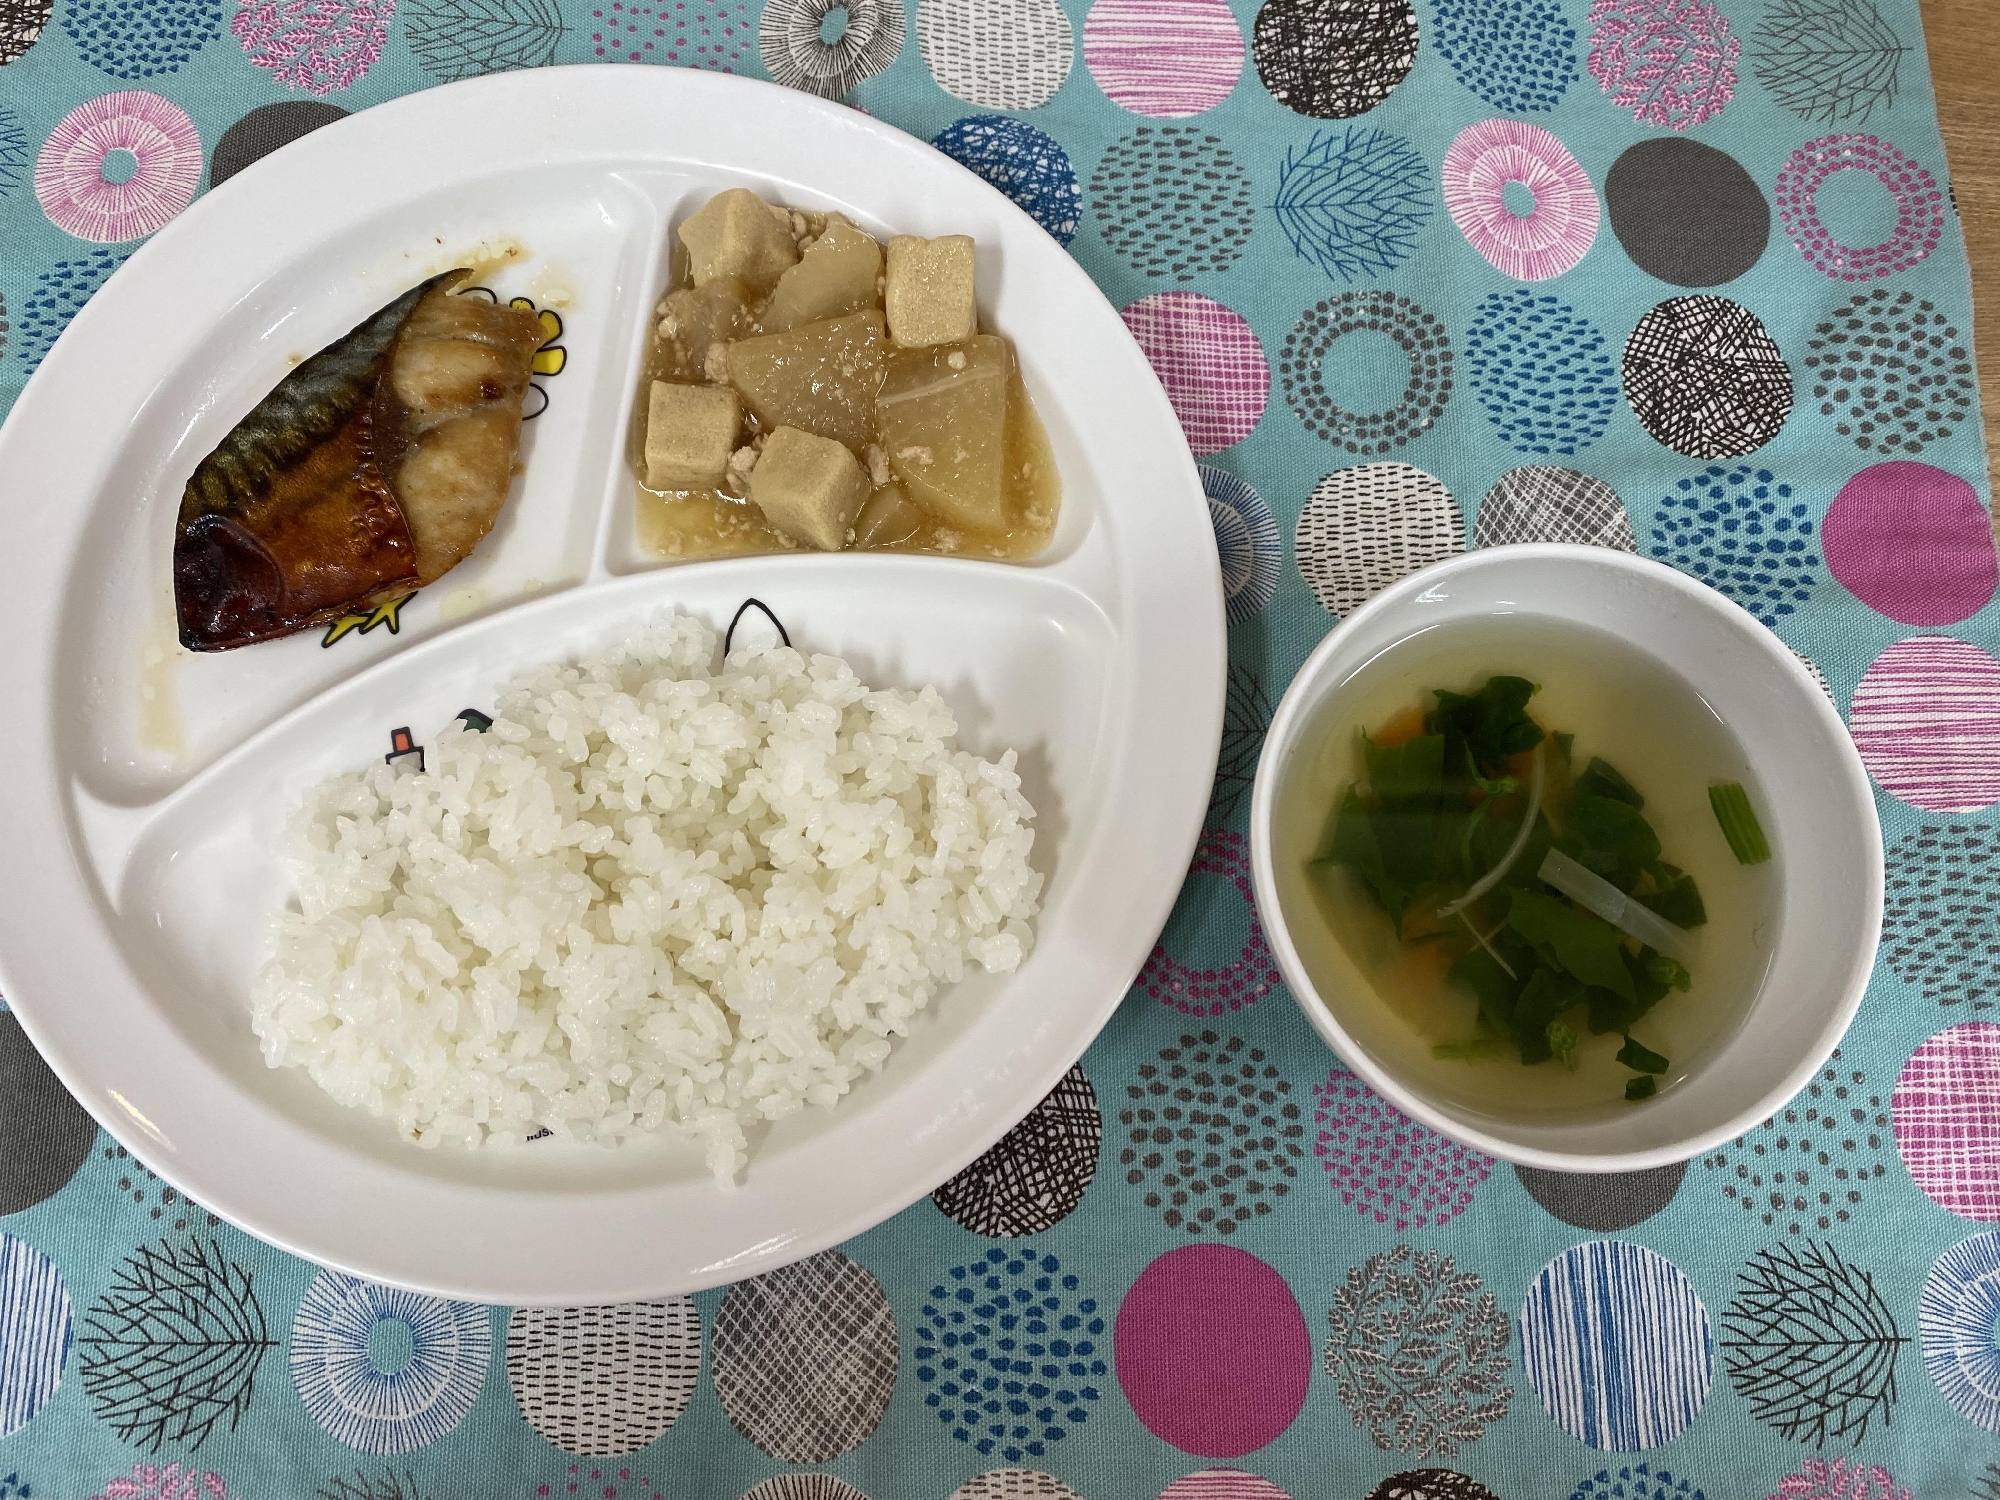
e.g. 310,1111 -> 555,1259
1314,675 -> 1718,1101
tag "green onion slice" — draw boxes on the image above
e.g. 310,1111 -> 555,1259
1709,782 -> 1771,865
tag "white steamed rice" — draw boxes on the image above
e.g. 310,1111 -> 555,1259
250,611 -> 1041,1183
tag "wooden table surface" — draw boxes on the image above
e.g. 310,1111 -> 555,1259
1920,0 -> 2000,492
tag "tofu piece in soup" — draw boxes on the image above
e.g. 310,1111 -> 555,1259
679,188 -> 798,295
877,336 -> 1008,531
726,310 -> 884,453
761,219 -> 883,334
646,382 -> 740,490
884,235 -> 976,347
749,426 -> 870,550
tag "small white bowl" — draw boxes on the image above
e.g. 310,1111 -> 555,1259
1248,545 -> 1882,1172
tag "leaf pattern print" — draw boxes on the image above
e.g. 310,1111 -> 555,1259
1324,1244 -> 1514,1457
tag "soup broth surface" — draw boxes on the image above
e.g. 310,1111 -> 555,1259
1272,614 -> 1779,1120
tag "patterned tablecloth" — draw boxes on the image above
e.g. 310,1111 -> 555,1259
2,0 -> 1999,1496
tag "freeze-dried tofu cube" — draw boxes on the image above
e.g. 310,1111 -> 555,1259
726,310 -> 884,453
679,188 -> 799,295
877,336 -> 1007,530
761,219 -> 883,334
884,235 -> 976,347
748,426 -> 870,550
645,381 -> 740,490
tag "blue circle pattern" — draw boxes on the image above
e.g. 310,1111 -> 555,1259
1920,1230 -> 2000,1433
0,106 -> 26,198
290,1271 -> 491,1455
1648,466 -> 1819,627
1271,126 -> 1433,283
1466,290 -> 1620,457
1520,1239 -> 1713,1452
1430,0 -> 1578,113
1570,1462 -> 1708,1500
0,1234 -> 70,1440
932,116 -> 1081,247
1201,464 -> 1280,625
61,0 -> 219,78
14,249 -> 129,376
914,1247 -> 1106,1463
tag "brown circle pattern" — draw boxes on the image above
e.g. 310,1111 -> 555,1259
1698,1050 -> 1892,1235
1118,1030 -> 1305,1235
506,1299 -> 701,1456
1253,0 -> 1419,120
1883,824 -> 2000,1011
1280,291 -> 1453,453
1623,295 -> 1794,458
1804,287 -> 1975,456
1090,126 -> 1255,279
710,1251 -> 898,1462
933,1063 -> 1101,1237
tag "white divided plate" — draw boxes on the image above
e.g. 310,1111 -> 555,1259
0,67 -> 1224,1304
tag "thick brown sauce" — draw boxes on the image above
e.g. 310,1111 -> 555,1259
629,222 -> 1061,562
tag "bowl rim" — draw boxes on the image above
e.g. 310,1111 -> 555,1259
1247,542 -> 1884,1173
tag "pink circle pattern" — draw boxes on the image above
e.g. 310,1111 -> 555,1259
1157,1473 -> 1295,1500
1775,134 -> 1945,282
1849,636 -> 2000,812
1114,1244 -> 1312,1458
1441,119 -> 1599,282
1894,1021 -> 2000,1221
232,0 -> 393,95
591,1 -> 754,68
1083,0 -> 1244,118
34,93 -> 200,244
1765,1457 -> 1913,1500
1135,829 -> 1281,1016
1312,1070 -> 1493,1230
89,1466 -> 228,1500
1121,292 -> 1270,455
1585,0 -> 1738,131
1824,462 -> 1997,626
